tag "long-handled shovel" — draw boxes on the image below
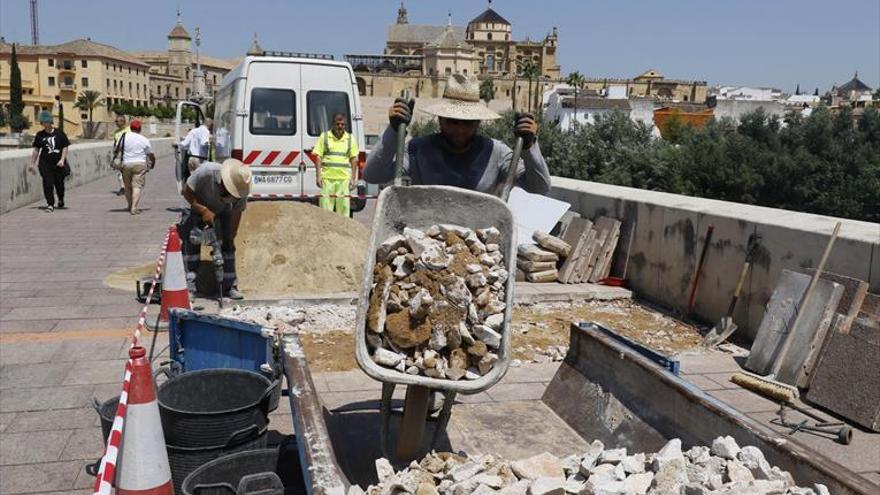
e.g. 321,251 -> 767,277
702,233 -> 761,348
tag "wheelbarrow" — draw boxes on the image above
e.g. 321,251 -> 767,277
355,112 -> 523,462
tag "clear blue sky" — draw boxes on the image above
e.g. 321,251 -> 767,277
2,0 -> 878,92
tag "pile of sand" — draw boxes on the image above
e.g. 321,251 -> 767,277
105,202 -> 370,298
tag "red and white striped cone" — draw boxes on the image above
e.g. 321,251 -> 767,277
115,346 -> 173,495
147,226 -> 190,332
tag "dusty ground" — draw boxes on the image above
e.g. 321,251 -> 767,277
290,299 -> 703,372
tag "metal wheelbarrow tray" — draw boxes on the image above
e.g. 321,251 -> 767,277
354,185 -> 516,394
353,185 -> 516,460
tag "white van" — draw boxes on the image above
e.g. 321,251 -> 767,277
212,53 -> 368,210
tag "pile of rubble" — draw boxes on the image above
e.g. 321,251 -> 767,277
223,303 -> 357,334
366,225 -> 510,381
353,436 -> 829,495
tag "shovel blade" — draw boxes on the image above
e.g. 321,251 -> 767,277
702,317 -> 737,348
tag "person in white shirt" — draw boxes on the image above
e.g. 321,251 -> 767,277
180,118 -> 213,175
120,119 -> 156,215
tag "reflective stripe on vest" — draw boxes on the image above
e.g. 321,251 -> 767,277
321,131 -> 352,167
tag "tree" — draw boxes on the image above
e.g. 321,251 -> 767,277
566,71 -> 586,126
520,60 -> 539,113
74,90 -> 104,138
0,105 -> 7,127
9,43 -> 28,132
795,84 -> 800,95
479,78 -> 495,107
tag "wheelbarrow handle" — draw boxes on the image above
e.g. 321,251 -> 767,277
498,136 -> 524,202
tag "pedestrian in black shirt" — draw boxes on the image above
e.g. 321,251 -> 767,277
29,111 -> 70,212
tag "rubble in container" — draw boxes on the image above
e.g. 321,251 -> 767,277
352,436 -> 829,495
366,225 -> 509,381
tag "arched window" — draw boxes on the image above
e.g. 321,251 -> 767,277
487,32 -> 493,41
486,54 -> 495,72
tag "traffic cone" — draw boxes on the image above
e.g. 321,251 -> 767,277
148,226 -> 190,332
115,346 -> 173,495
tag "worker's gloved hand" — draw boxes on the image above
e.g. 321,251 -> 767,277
389,98 -> 415,129
200,208 -> 216,225
514,112 -> 538,149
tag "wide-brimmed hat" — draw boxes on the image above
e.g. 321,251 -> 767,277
422,74 -> 500,121
220,159 -> 252,199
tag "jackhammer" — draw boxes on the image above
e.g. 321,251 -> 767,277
188,218 -> 225,307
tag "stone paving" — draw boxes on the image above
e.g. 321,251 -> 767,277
1,157 -> 877,493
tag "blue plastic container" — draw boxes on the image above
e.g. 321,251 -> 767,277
168,309 -> 275,374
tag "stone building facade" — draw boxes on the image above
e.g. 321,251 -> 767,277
0,38 -> 151,135
349,2 -> 561,112
133,14 -> 237,107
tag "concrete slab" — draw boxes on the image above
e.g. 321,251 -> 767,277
0,385 -> 95,413
0,430 -> 74,465
0,362 -> 72,390
5,409 -> 99,433
58,428 -> 104,462
0,461 -> 84,494
513,281 -> 631,303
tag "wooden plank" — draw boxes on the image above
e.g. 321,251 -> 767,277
517,258 -> 557,273
558,219 -> 592,283
590,219 -> 622,283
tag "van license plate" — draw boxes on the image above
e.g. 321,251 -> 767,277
254,175 -> 294,184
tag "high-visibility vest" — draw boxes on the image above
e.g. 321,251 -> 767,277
318,130 -> 353,167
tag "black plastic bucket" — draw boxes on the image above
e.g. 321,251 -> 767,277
158,369 -> 273,448
181,449 -> 284,495
168,428 -> 268,495
93,396 -> 120,443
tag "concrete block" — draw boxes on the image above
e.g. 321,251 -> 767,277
807,315 -> 880,431
510,452 -> 565,481
744,269 -> 842,383
805,269 -> 869,333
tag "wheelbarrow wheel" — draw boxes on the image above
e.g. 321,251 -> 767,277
397,385 -> 431,460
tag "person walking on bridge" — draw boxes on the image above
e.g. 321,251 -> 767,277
180,118 -> 214,179
119,120 -> 155,215
112,115 -> 129,196
314,113 -> 359,217
28,111 -> 70,212
364,74 -> 550,195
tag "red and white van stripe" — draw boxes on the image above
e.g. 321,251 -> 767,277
242,150 -> 303,167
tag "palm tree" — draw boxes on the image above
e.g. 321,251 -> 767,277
74,90 -> 104,138
566,71 -> 586,126
521,60 -> 539,113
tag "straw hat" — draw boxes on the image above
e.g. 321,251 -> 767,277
220,159 -> 252,199
422,74 -> 500,121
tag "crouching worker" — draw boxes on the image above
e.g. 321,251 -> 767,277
177,159 -> 252,300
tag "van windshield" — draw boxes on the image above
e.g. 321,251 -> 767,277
250,88 -> 296,135
307,91 -> 351,136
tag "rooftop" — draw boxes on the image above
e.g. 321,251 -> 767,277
0,39 -> 149,67
388,24 -> 466,44
468,7 -> 511,26
561,97 -> 632,110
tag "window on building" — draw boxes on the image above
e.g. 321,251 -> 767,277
186,69 -> 190,79
250,87 -> 297,135
463,69 -> 468,75
81,60 -> 88,68
48,58 -> 54,67
505,34 -> 510,41
81,77 -> 89,88
63,77 -> 74,87
129,82 -> 132,94
213,75 -> 217,84
48,76 -> 56,86
487,33 -> 493,40
175,87 -> 179,97
128,67 -> 131,74
445,67 -> 452,75
106,78 -> 110,88
486,54 -> 495,72
105,62 -> 109,69
81,113 -> 88,120
63,60 -> 74,70
306,90 -> 349,136
113,80 -> 117,89
186,88 -> 191,97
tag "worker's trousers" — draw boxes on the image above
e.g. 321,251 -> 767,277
319,178 -> 350,217
177,208 -> 238,292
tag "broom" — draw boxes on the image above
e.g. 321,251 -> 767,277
730,221 -> 842,402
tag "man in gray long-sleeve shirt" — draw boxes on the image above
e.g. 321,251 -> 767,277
364,74 -> 551,195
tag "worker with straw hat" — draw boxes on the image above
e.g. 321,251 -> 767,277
177,158 -> 252,300
364,74 -> 551,195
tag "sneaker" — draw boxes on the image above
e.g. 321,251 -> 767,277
57,202 -> 65,209
46,205 -> 54,212
116,188 -> 125,196
225,288 -> 244,300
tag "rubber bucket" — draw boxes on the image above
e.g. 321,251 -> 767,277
158,369 -> 273,448
181,448 -> 284,495
93,396 -> 120,443
168,428 -> 268,495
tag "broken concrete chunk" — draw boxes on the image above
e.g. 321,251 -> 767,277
465,367 -> 481,380
622,472 -> 653,495
620,453 -> 645,474
473,325 -> 502,348
477,227 -> 502,245
652,438 -> 683,470
562,473 -> 586,494
510,452 -> 565,481
375,457 -> 395,483
711,436 -> 741,460
725,459 -> 754,484
445,368 -> 465,381
599,448 -> 626,465
467,263 -> 484,274
467,272 -> 488,289
448,460 -> 484,483
518,244 -> 559,262
377,235 -> 407,261
486,243 -> 500,253
460,322 -> 476,345
409,289 -> 434,320
686,446 -> 711,465
478,353 -> 498,375
373,348 -> 403,367
529,477 -> 565,495
439,224 -> 473,239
